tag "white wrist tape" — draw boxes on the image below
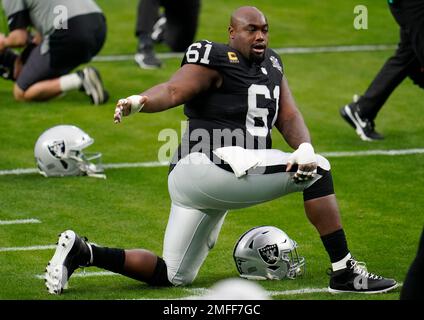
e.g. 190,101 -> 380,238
126,95 -> 145,114
298,142 -> 314,153
290,142 -> 316,165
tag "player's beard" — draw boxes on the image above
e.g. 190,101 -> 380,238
250,44 -> 266,64
249,51 -> 265,64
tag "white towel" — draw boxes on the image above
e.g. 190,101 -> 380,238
213,146 -> 261,178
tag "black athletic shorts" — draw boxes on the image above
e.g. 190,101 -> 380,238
16,12 -> 106,91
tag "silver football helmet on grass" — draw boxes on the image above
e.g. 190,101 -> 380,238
233,226 -> 305,280
34,125 -> 105,178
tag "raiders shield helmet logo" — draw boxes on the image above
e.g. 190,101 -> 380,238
258,244 -> 279,265
48,140 -> 65,159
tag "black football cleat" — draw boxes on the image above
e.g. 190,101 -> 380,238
78,67 -> 109,105
340,98 -> 384,141
135,44 -> 162,69
45,230 -> 92,294
328,259 -> 398,294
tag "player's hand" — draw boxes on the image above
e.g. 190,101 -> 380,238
31,32 -> 42,45
0,34 -> 6,52
114,95 -> 146,124
286,142 -> 317,183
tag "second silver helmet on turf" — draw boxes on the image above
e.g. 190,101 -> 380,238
34,125 -> 105,178
233,226 -> 305,280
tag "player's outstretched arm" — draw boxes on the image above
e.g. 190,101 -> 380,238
114,64 -> 221,123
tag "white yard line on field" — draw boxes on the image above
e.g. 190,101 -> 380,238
268,287 -> 330,296
34,270 -> 327,295
1,148 -> 423,176
0,244 -> 56,252
0,168 -> 39,175
125,287 -> 340,299
0,218 -> 41,225
30,282 -> 404,301
31,269 -> 403,298
322,148 -> 424,157
120,284 -> 402,300
34,271 -> 116,279
93,44 -> 397,62
104,161 -> 169,169
178,287 -> 331,299
31,271 -> 335,297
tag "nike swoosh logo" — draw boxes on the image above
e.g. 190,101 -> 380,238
353,112 -> 367,128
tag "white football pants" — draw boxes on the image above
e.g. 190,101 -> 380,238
163,150 -> 330,285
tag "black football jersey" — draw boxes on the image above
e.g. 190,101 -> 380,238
171,40 -> 284,168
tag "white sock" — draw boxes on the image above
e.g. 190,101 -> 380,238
59,73 -> 83,92
332,253 -> 352,271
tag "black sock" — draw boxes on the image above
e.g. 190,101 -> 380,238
91,245 -> 125,274
320,229 -> 350,263
138,33 -> 153,50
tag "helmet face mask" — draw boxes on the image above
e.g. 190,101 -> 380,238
76,151 -> 104,175
34,125 -> 105,179
233,226 -> 305,280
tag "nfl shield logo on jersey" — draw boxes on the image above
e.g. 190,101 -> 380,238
270,56 -> 282,73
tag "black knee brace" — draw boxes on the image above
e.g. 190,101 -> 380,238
303,169 -> 335,201
145,257 -> 172,287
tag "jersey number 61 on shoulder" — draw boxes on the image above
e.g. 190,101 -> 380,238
186,41 -> 213,64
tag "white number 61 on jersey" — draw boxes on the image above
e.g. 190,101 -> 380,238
186,41 -> 213,64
